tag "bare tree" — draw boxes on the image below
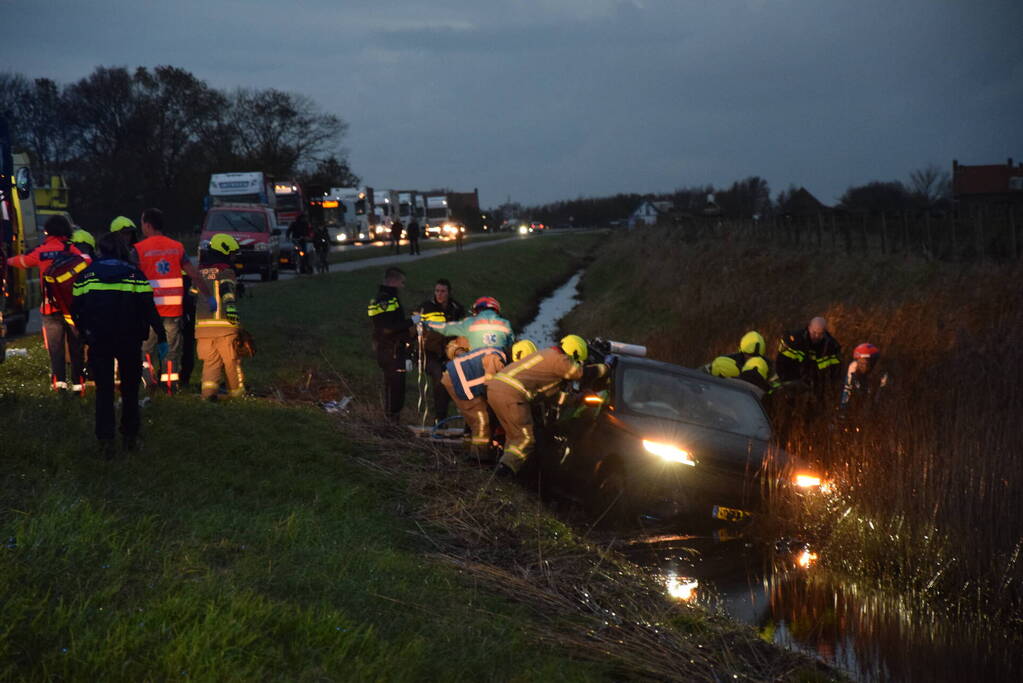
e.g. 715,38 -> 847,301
908,163 -> 952,209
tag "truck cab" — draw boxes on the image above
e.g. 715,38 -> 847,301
202,173 -> 280,280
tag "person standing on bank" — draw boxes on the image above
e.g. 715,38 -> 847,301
133,208 -> 212,393
407,217 -> 421,255
195,234 -> 245,401
72,232 -> 166,457
417,279 -> 466,424
390,219 -> 404,255
368,267 -> 414,421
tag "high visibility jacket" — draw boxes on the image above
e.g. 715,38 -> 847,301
487,346 -> 583,401
7,236 -> 89,315
368,284 -> 411,362
418,296 -> 465,355
195,263 -> 239,338
427,309 -> 513,351
447,347 -> 507,400
775,328 -> 842,385
134,234 -> 189,317
70,257 -> 164,346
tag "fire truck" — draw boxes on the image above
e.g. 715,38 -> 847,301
1,117 -> 39,345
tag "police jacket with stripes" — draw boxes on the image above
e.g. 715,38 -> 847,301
71,258 -> 165,346
418,296 -> 465,355
775,328 -> 842,384
368,285 -> 411,357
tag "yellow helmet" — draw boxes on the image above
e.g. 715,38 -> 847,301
210,233 -> 240,256
739,331 -> 766,356
560,334 -> 588,362
511,339 -> 537,362
710,356 -> 740,378
71,228 -> 96,249
741,356 -> 769,380
109,215 -> 136,232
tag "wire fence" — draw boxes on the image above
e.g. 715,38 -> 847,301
662,203 -> 1021,261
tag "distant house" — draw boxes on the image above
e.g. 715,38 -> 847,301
778,187 -> 828,217
629,200 -> 674,227
953,158 -> 1023,214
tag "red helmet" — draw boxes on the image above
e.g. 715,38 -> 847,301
473,296 -> 501,314
853,343 -> 880,361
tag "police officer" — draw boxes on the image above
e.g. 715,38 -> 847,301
368,267 -> 414,421
416,279 -> 466,425
776,316 -> 842,393
71,232 -> 166,457
486,334 -> 608,477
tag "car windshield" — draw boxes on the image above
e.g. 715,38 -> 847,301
619,366 -> 770,440
276,194 -> 301,211
206,210 -> 267,233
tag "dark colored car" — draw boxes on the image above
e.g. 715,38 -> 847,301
537,352 -> 823,524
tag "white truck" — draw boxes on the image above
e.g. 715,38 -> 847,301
370,189 -> 398,240
207,172 -> 276,208
423,193 -> 463,238
326,186 -> 373,242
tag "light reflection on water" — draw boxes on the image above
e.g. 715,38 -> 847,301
519,271 -> 584,349
622,533 -> 1021,682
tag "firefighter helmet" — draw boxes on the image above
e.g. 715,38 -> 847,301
853,343 -> 880,361
210,233 -> 241,256
473,296 -> 501,314
739,331 -> 766,356
710,356 -> 741,378
511,339 -> 537,362
109,216 -> 136,232
741,356 -> 769,380
71,228 -> 96,249
560,334 -> 588,363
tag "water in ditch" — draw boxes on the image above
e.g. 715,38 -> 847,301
521,270 -> 1021,682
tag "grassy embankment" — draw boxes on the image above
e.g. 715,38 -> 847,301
561,226 -> 1023,626
0,232 -> 828,680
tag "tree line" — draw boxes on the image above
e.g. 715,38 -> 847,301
0,66 -> 359,232
526,166 -> 953,227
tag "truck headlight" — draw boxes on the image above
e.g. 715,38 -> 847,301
642,439 -> 695,466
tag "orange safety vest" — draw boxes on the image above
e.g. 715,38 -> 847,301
134,234 -> 187,317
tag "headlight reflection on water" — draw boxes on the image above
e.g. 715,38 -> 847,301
665,574 -> 699,602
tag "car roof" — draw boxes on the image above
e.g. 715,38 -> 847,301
613,354 -> 764,399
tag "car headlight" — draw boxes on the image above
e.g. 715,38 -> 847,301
642,439 -> 695,466
518,225 -> 528,234
254,242 -> 268,251
793,473 -> 821,488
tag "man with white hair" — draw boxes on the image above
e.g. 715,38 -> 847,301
776,316 -> 842,395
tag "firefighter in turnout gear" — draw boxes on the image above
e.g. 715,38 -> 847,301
134,208 -> 211,393
703,330 -> 776,394
775,317 -> 842,393
417,279 -> 466,424
440,344 -> 509,461
195,234 -> 243,401
839,343 -> 890,419
71,232 -> 165,455
486,334 -> 608,476
6,214 -> 90,392
369,267 -> 414,421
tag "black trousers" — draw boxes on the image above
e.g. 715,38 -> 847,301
379,357 -> 407,420
89,338 -> 143,440
409,237 -> 420,255
41,313 -> 84,384
426,354 -> 451,423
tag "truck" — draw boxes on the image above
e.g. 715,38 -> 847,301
423,189 -> 480,238
370,188 -> 397,240
1,116 -> 41,341
207,172 -> 277,209
327,186 -> 373,242
201,172 -> 280,281
397,191 -> 423,228
272,180 -> 306,229
33,174 -> 73,235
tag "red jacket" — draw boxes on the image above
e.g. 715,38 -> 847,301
134,234 -> 190,317
7,236 -> 90,315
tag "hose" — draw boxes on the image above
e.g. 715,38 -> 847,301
416,320 -> 429,426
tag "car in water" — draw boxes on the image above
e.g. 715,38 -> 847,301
536,350 -> 824,525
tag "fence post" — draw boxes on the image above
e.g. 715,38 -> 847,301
925,211 -> 932,257
830,213 -> 837,250
977,207 -> 985,259
1011,204 -> 1018,260
950,211 -> 958,256
861,213 -> 869,252
880,212 -> 888,254
902,212 -> 909,255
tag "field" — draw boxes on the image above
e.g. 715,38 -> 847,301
0,232 -> 828,680
561,226 -> 1023,624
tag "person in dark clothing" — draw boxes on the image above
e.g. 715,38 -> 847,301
775,316 -> 842,393
368,267 -> 413,421
407,218 -> 421,255
71,232 -> 167,457
417,278 -> 466,424
287,213 -> 315,274
390,220 -> 403,254
179,273 -> 197,389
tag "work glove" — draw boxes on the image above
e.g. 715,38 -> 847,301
156,341 -> 169,363
207,295 -> 218,314
411,313 -> 422,325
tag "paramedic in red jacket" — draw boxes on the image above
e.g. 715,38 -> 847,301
133,207 -> 212,393
6,214 -> 89,391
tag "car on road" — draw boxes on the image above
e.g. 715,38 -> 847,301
199,205 -> 280,281
536,349 -> 824,525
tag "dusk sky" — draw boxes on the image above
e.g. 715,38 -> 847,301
3,0 -> 1021,208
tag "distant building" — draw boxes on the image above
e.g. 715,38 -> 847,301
953,158 -> 1023,214
778,187 -> 828,217
629,200 -> 674,227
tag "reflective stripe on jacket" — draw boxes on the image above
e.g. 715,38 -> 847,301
427,309 -> 513,351
488,346 -> 582,401
447,347 -> 507,400
134,234 -> 189,317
